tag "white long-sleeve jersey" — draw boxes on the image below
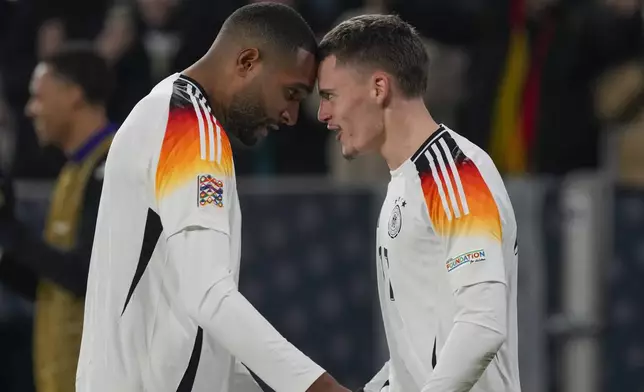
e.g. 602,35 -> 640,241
370,125 -> 521,392
76,73 -> 325,392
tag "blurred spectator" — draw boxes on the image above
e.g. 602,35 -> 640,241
595,56 -> 644,186
134,0 -> 181,81
97,5 -> 153,124
392,0 -> 644,175
0,78 -> 16,172
171,0 -> 241,72
0,0 -> 110,178
298,0 -> 344,36
0,44 -> 115,392
36,19 -> 66,60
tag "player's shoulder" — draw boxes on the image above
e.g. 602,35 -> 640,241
119,74 -> 178,127
407,124 -> 514,225
106,76 -> 180,167
162,74 -> 229,136
410,124 -> 503,189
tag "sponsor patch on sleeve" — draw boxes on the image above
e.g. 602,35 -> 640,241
197,174 -> 224,207
446,249 -> 486,272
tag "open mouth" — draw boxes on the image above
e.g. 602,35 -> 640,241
328,125 -> 341,140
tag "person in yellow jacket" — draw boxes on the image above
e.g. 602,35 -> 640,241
0,43 -> 115,392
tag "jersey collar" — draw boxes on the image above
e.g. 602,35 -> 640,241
410,124 -> 446,163
390,124 -> 446,177
70,122 -> 117,163
179,74 -> 213,108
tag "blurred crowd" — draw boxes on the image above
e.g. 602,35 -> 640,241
1,1 -> 644,392
1,0 -> 643,183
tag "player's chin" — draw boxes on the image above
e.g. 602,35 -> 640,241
341,146 -> 359,161
35,130 -> 52,147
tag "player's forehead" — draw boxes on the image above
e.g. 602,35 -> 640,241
317,55 -> 338,85
30,63 -> 55,93
278,47 -> 316,92
318,55 -> 360,89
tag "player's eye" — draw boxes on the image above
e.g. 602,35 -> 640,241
286,88 -> 300,102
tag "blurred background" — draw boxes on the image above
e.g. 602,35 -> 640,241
1,0 -> 643,391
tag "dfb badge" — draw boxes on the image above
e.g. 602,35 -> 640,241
198,174 -> 224,207
388,204 -> 402,238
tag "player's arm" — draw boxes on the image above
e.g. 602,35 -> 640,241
422,283 -> 506,392
0,163 -> 104,297
154,103 -> 344,392
167,227 -> 337,392
419,154 -> 508,392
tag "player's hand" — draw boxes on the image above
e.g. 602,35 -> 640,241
307,373 -> 351,392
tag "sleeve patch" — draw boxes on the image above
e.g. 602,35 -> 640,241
446,249 -> 487,272
198,175 -> 224,207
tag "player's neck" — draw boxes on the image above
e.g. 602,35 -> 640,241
63,108 -> 109,156
380,99 -> 439,171
182,55 -> 231,124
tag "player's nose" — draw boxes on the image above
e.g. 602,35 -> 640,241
280,106 -> 298,126
25,98 -> 37,118
317,101 -> 330,123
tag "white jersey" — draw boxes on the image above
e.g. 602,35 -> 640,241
77,74 -> 323,392
375,126 -> 520,392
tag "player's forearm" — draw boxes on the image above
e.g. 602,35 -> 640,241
200,283 -> 326,392
168,228 -> 325,392
422,320 -> 504,392
422,282 -> 507,392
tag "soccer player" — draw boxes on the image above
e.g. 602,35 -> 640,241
76,4 -> 349,392
317,15 -> 521,392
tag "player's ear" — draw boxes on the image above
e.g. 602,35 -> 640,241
236,48 -> 261,76
66,82 -> 85,109
371,72 -> 389,106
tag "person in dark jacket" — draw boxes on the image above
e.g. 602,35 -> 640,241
0,43 -> 115,392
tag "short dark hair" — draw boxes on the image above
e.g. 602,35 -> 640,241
222,2 -> 318,62
319,14 -> 429,98
43,43 -> 114,106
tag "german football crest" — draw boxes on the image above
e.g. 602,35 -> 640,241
388,204 -> 402,238
198,174 -> 224,207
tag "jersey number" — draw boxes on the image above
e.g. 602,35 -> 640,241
378,246 -> 395,301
